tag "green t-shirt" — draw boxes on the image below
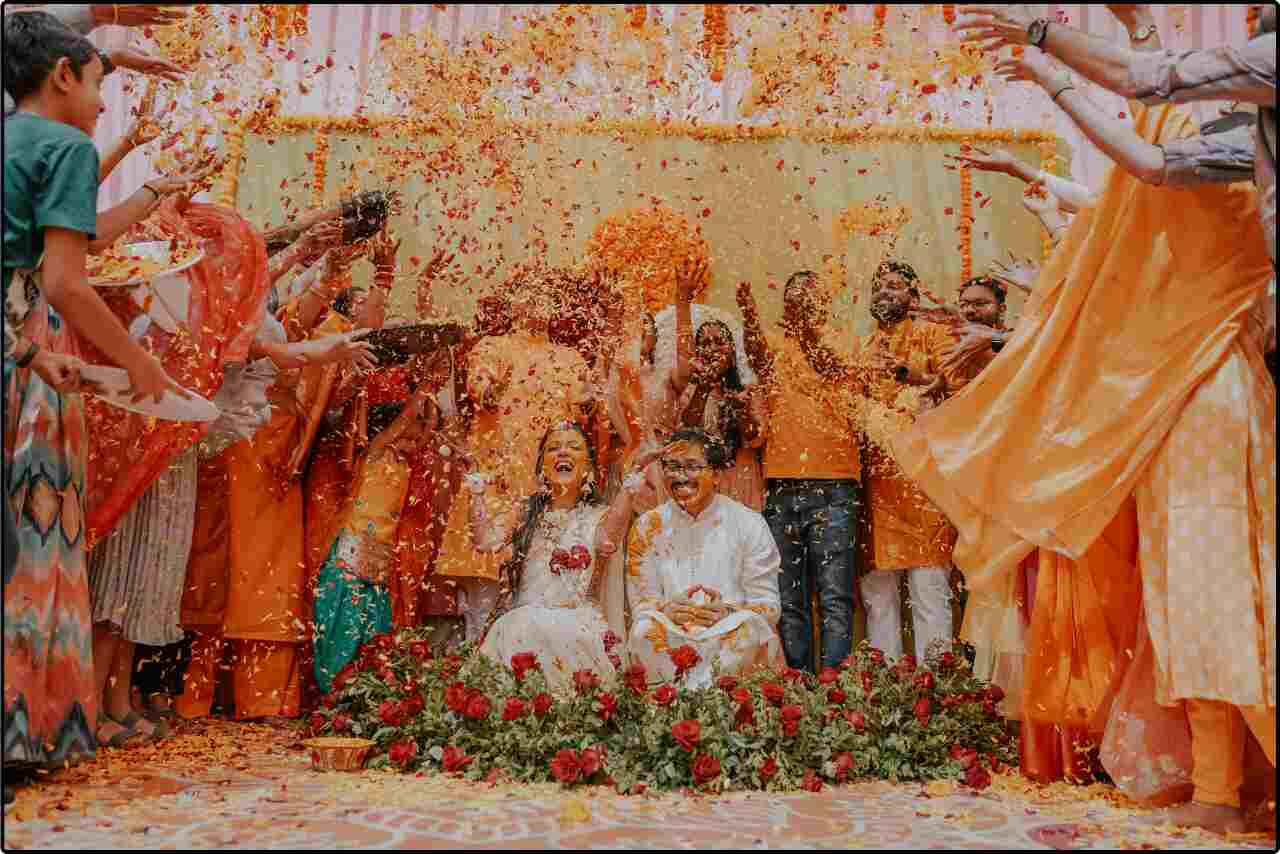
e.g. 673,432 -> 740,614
2,112 -> 100,300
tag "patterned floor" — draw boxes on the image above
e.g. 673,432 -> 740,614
2,719 -> 1275,850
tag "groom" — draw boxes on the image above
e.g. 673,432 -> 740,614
626,430 -> 783,688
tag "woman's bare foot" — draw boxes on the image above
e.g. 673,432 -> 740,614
1144,801 -> 1246,835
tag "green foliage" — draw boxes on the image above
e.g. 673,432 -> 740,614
310,630 -> 1018,794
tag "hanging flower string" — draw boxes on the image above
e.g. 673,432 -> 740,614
942,4 -> 956,26
630,4 -> 647,30
873,4 -> 888,47
311,132 -> 330,208
702,4 -> 728,83
958,149 -> 974,282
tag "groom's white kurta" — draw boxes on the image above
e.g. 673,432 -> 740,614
627,494 -> 783,687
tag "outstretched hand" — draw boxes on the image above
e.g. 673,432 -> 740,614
952,4 -> 1036,51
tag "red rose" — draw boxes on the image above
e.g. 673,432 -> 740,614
782,667 -> 805,683
717,675 -> 739,692
985,684 -> 1005,704
844,710 -> 867,731
550,748 -> 582,783
735,700 -> 756,729
759,756 -> 779,782
818,667 -> 840,685
983,700 -> 998,717
550,548 -> 571,572
859,671 -> 874,696
867,648 -> 885,667
409,641 -> 431,660
780,704 -> 804,737
569,544 -> 592,570
827,688 -> 847,705
502,698 -> 527,721
691,752 -> 721,785
601,630 -> 620,653
761,682 -> 786,706
401,696 -> 425,718
731,688 -> 752,705
573,669 -> 600,696
579,747 -> 603,778
464,692 -> 491,720
444,682 -> 469,714
378,668 -> 399,691
379,699 -> 406,727
653,684 -> 677,707
510,651 -> 541,682
950,745 -> 978,769
332,714 -> 351,733
624,663 -> 648,694
389,739 -> 418,768
915,672 -> 935,691
802,769 -> 823,792
309,712 -> 326,735
533,693 -> 554,717
833,751 -> 854,783
671,719 -> 701,752
941,695 -> 961,708
963,762 -> 992,790
986,753 -> 1005,774
441,656 -> 463,677
596,692 -> 618,722
897,655 -> 917,675
373,632 -> 395,650
668,645 -> 702,680
938,652 -> 956,670
441,744 -> 472,773
914,696 -> 931,728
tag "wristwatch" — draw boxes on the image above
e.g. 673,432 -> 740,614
1027,18 -> 1050,47
1130,23 -> 1157,43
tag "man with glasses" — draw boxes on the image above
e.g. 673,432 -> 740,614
626,429 -> 783,688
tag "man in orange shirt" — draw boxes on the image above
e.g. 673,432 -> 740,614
739,271 -> 861,672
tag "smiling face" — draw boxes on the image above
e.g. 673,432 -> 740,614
959,282 -> 1003,327
540,425 -> 592,499
869,272 -> 914,325
61,52 -> 107,137
661,440 -> 717,516
695,322 -> 734,380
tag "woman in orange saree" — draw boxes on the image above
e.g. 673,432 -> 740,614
891,102 -> 1273,826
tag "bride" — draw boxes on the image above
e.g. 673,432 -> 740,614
468,421 -> 652,691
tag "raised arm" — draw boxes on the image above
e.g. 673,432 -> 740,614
735,281 -> 774,385
997,48 -> 1168,185
466,479 -> 524,553
947,146 -> 1098,213
668,258 -> 706,395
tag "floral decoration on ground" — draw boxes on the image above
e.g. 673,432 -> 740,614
311,633 -> 1017,795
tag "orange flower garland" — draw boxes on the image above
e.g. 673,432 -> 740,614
958,152 -> 973,281
586,204 -> 712,315
630,4 -> 647,30
873,4 -> 888,47
215,123 -> 247,207
1247,4 -> 1260,36
702,4 -> 728,83
942,4 -> 956,25
312,132 -> 330,208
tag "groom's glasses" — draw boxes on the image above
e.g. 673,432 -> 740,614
661,460 -> 709,476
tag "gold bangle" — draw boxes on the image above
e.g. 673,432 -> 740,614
1050,85 -> 1075,103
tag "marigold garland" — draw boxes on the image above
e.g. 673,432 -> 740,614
958,155 -> 973,282
312,132 -> 330,208
1247,4 -> 1260,36
942,4 -> 956,25
215,123 -> 247,207
701,4 -> 729,83
630,4 -> 647,30
873,4 -> 888,47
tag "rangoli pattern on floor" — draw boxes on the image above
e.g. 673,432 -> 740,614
3,719 -> 1274,850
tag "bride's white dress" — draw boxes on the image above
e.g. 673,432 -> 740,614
479,504 -> 623,692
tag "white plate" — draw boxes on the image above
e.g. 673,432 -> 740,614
90,250 -> 205,288
80,364 -> 219,422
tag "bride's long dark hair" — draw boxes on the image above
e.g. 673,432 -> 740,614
482,421 -> 600,641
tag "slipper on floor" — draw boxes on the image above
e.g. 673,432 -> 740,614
117,712 -> 167,741
95,714 -> 141,749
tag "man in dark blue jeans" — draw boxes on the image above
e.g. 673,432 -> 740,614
738,272 -> 861,672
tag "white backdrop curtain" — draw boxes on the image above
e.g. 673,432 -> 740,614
89,4 -> 1254,211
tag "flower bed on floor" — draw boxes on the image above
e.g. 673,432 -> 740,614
311,633 -> 1017,794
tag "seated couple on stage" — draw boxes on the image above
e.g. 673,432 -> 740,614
470,425 -> 782,693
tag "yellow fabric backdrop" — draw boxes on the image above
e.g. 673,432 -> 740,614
233,122 -> 1058,340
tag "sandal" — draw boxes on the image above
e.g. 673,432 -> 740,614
118,711 -> 167,741
145,693 -> 177,723
95,714 -> 141,749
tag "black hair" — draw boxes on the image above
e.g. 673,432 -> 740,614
960,275 -> 1007,306
873,260 -> 920,296
666,428 -> 731,471
784,269 -> 819,297
265,234 -> 293,257
502,421 -> 600,603
694,319 -> 744,460
332,287 -> 356,318
3,12 -> 104,105
266,286 -> 281,317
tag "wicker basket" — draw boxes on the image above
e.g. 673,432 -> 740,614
303,737 -> 374,772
